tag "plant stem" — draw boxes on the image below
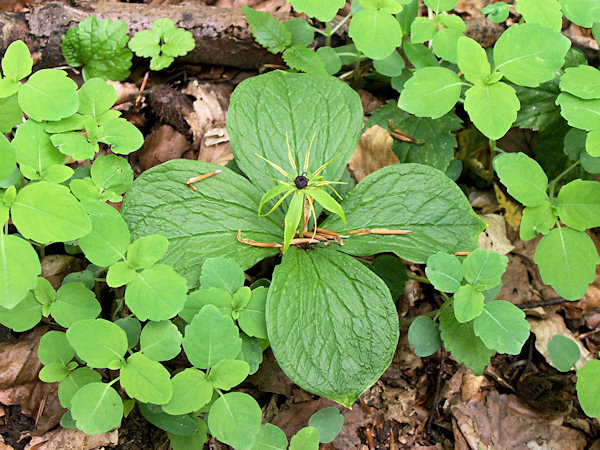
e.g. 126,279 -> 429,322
352,51 -> 362,86
331,13 -> 352,35
399,309 -> 438,326
407,273 -> 430,284
548,160 -> 580,201
325,22 -> 332,47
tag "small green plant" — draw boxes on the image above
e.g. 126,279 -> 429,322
128,18 -> 195,71
409,249 -> 530,375
62,16 -> 195,80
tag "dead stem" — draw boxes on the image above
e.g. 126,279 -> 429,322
349,228 -> 412,235
453,251 -> 472,256
186,170 -> 222,191
237,230 -> 281,248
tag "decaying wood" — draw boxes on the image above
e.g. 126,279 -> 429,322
0,1 -> 288,70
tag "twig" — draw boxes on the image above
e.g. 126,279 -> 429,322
349,228 -> 412,235
136,70 -> 150,106
237,230 -> 281,248
426,346 -> 445,437
365,428 -> 375,450
186,170 -> 222,191
453,251 -> 472,256
516,297 -> 573,310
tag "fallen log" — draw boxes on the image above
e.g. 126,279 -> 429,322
0,1 -> 288,70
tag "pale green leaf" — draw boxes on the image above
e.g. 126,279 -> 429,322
0,135 -> 16,182
0,233 -> 40,309
457,36 -> 491,84
18,69 -> 79,121
556,180 -> 600,231
162,368 -> 212,415
50,282 -> 100,328
78,78 -> 117,117
0,291 -> 42,331
577,360 -> 600,417
520,201 -> 555,241
251,424 -> 288,450
432,27 -> 463,63
58,367 -> 101,408
473,300 -> 529,354
120,352 -> 172,404
349,9 -> 403,60
208,393 -> 262,450
493,153 -> 548,206
127,234 -> 168,270
66,319 -> 127,368
462,248 -> 508,290
425,252 -> 463,293
283,46 -> 327,74
70,383 -> 123,434
290,427 -> 320,450
140,320 -> 182,361
516,0 -> 563,31
410,17 -> 437,43
288,0 -> 345,21
238,286 -> 268,339
98,118 -> 144,155
2,40 -> 32,81
242,6 -> 292,53
423,0 -> 457,12
464,82 -> 519,140
12,119 -> 64,174
207,359 -> 249,390
453,284 -> 484,323
558,0 -> 600,28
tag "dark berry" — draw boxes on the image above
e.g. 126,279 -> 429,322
294,175 -> 309,189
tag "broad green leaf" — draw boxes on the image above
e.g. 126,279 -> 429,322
425,252 -> 463,293
548,335 -> 580,372
453,284 -> 484,323
162,368 -> 212,415
439,14 -> 466,31
70,383 -> 123,435
120,352 -> 172,404
432,27 -> 463,63
125,264 -> 187,321
359,0 -> 403,13
577,360 -> 600,417
78,199 -> 130,267
98,118 -> 144,155
284,18 -> 314,47
398,67 -> 462,119
493,153 -> 548,206
316,47 -> 342,75
464,82 -> 519,140
39,363 -> 69,383
183,305 -> 242,369
252,424 -> 288,450
115,316 -> 141,349
560,66 -> 600,100
128,30 -> 161,58
410,17 -> 437,43
373,51 -> 405,77
162,28 -> 195,57
320,164 -> 485,262
403,42 -> 439,69
238,287 -> 268,339
556,180 -> 600,231
106,261 -> 136,288
370,254 -> 407,300
587,129 -> 600,157
283,47 -> 327,74
181,287 -> 233,322
121,160 -> 283,289
200,257 -> 245,294
38,330 -> 75,366
308,407 -> 343,444
423,0 -> 457,12
283,191 -> 304,253
232,286 -> 252,312
516,0 -> 562,31
127,234 -> 168,270
288,0 -> 345,21
78,78 -> 117,117
66,319 -> 127,368
0,233 -> 40,309
41,164 -> 74,183
138,403 -> 198,435
267,247 -> 399,407
408,316 -> 442,357
493,23 -> 570,87
439,306 -> 494,375
290,427 -> 320,450
207,359 -> 249,390
90,154 -> 133,195
558,0 -> 600,28
11,181 -> 92,244
140,320 -> 182,361
462,249 -> 508,290
457,36 -> 491,84
228,71 -> 362,195
520,201 -> 555,241
0,292 -> 42,331
50,282 -> 100,328
12,119 -> 64,174
349,9 -> 403,60
208,392 -> 262,450
368,103 -> 462,172
473,300 -> 529,354
242,6 -> 292,53
19,69 -> 79,121
149,54 -> 174,71
237,333 -> 263,375
556,94 -> 600,131
2,40 -> 32,81
0,135 -> 16,182
0,94 -> 22,133
535,227 -> 600,300
58,367 -> 101,408
0,78 -> 18,98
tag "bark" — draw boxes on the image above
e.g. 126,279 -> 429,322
0,1 -> 287,70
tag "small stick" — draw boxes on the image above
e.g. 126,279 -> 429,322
313,227 -> 349,238
136,70 -> 150,106
389,120 -> 419,143
289,238 -> 320,245
349,228 -> 412,235
186,170 -> 222,191
365,428 -> 375,450
302,232 -> 329,241
454,251 -> 471,256
237,230 -> 281,248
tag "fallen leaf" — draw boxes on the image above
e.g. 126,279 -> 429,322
498,254 -> 532,305
25,428 -> 118,450
136,125 -> 191,171
493,183 -> 521,231
40,255 -> 82,290
348,125 -> 399,183
478,214 -> 514,255
198,127 -> 233,166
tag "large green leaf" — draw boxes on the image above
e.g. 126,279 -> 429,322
121,160 -> 283,289
227,71 -> 363,195
266,247 -> 399,407
320,164 -> 485,262
493,23 -> 570,88
0,234 -> 40,309
560,66 -> 600,100
515,0 -> 563,31
558,0 -> 600,28
348,9 -> 403,60
556,180 -> 600,231
464,82 -> 520,140
288,0 -> 345,21
556,93 -> 600,131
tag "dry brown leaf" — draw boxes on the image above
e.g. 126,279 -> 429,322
182,80 -> 232,144
498,254 -> 532,305
357,89 -> 383,115
0,329 -> 64,434
477,214 -> 514,255
452,390 -> 587,449
25,428 -> 118,450
493,183 -> 521,231
271,398 -> 337,438
348,125 -> 399,183
40,255 -> 82,290
528,313 -> 593,370
107,81 -> 138,107
136,125 -> 191,171
198,127 -> 233,166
